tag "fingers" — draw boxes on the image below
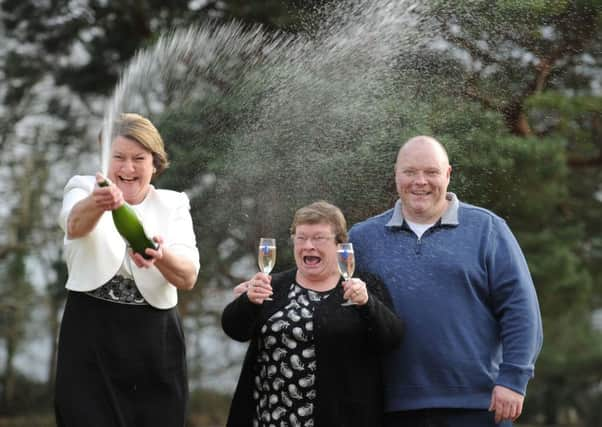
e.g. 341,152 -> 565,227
95,172 -> 106,184
233,283 -> 247,297
93,181 -> 124,211
490,385 -> 524,423
490,393 -> 504,423
512,401 -> 523,421
490,394 -> 505,424
143,245 -> 162,262
129,245 -> 162,269
129,250 -> 147,268
497,401 -> 517,423
147,236 -> 163,257
246,277 -> 273,304
342,278 -> 368,305
255,272 -> 272,283
234,273 -> 272,299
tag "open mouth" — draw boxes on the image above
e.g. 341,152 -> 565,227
303,256 -> 321,266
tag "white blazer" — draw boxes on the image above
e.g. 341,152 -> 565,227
58,175 -> 200,309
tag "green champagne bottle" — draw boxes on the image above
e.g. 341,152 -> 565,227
98,176 -> 157,259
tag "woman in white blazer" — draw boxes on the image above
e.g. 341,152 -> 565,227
54,113 -> 200,427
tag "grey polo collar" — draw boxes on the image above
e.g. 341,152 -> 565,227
385,192 -> 460,227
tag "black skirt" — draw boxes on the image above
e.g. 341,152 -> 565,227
54,290 -> 188,427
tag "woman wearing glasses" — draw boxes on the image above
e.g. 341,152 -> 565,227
222,201 -> 403,427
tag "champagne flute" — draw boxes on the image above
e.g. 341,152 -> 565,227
337,243 -> 356,306
257,238 -> 276,301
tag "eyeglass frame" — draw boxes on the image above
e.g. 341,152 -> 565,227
291,234 -> 337,246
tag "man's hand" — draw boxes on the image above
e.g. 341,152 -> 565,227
489,385 -> 524,423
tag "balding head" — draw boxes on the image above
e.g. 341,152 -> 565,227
394,135 -> 452,224
396,136 -> 449,171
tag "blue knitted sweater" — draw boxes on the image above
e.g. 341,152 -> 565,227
349,194 -> 543,411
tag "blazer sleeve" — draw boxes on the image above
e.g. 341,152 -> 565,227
163,191 -> 200,272
58,175 -> 95,234
356,271 -> 404,351
221,293 -> 262,342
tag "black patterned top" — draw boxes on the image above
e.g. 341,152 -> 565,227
252,282 -> 332,427
86,275 -> 147,305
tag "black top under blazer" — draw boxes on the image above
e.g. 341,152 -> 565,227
222,268 -> 404,427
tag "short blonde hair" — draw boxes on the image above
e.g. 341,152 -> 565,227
114,113 -> 170,175
290,201 -> 348,244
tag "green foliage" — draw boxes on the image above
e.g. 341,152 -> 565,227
496,0 -> 570,15
0,370 -> 51,416
1,0 -> 601,425
0,254 -> 32,343
0,252 -> 35,409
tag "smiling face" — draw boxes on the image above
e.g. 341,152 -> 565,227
395,137 -> 452,224
293,222 -> 339,284
108,135 -> 154,205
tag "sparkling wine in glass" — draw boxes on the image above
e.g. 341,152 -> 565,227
258,238 -> 276,301
337,243 -> 356,306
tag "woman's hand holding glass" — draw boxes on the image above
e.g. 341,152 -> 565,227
241,273 -> 273,304
342,278 -> 369,306
232,237 -> 276,303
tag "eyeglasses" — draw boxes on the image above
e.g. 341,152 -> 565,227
292,235 -> 336,246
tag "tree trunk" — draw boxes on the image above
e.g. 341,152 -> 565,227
47,299 -> 60,395
543,381 -> 560,425
2,333 -> 16,409
503,100 -> 532,137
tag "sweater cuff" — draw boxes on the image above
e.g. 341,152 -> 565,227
356,295 -> 377,326
496,362 -> 534,395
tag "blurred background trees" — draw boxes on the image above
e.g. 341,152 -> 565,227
0,1 -> 600,426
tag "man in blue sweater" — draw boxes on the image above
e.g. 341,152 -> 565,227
349,136 -> 543,427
